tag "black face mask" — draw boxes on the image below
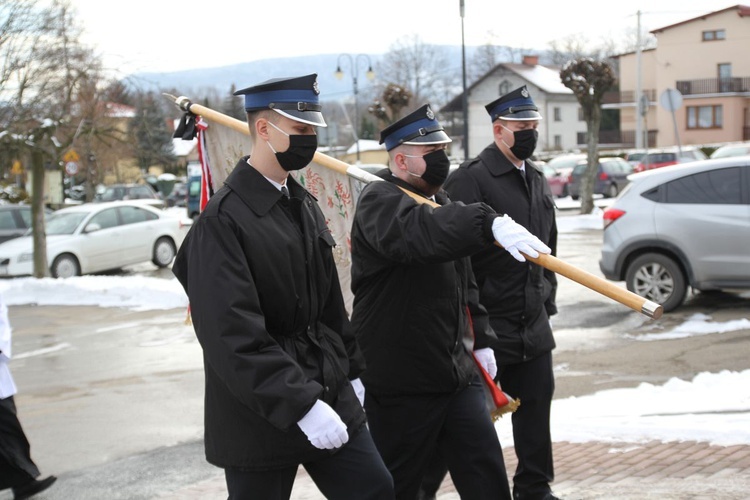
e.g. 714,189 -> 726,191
507,128 -> 539,160
406,149 -> 451,186
267,121 -> 318,171
274,134 -> 318,171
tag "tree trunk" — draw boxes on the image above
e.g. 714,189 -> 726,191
31,150 -> 50,278
580,107 -> 602,215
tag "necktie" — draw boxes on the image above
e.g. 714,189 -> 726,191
281,185 -> 290,199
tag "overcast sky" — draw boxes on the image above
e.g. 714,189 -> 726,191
69,0 -> 731,75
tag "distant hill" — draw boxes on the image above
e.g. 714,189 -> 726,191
126,46 -> 555,102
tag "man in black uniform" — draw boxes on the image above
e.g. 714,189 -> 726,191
422,85 -> 560,500
350,104 -> 551,500
173,74 -> 393,500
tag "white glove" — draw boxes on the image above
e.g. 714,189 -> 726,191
492,215 -> 551,262
351,378 -> 366,407
297,399 -> 349,450
474,347 -> 498,379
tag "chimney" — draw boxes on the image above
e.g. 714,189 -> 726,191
522,55 -> 539,66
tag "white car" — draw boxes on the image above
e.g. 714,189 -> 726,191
0,201 -> 191,278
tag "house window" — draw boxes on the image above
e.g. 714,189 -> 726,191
577,108 -> 584,121
687,105 -> 723,129
554,107 -> 561,121
498,80 -> 512,97
554,135 -> 562,149
702,29 -> 726,41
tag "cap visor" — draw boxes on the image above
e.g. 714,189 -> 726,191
401,130 -> 452,146
501,110 -> 543,121
274,109 -> 327,127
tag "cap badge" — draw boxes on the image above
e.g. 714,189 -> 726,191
313,80 -> 320,95
426,107 -> 435,120
521,88 -> 529,98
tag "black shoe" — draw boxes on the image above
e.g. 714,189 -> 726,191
12,476 -> 57,500
514,491 -> 561,500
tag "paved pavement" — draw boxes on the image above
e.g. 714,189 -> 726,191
156,440 -> 750,500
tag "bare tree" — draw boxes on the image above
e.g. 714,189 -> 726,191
560,58 -> 616,214
376,35 -> 459,110
0,0 -> 111,277
368,83 -> 413,128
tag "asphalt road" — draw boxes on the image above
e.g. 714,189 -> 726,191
2,213 -> 749,499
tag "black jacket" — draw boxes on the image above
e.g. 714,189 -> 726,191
444,144 -> 558,364
173,158 -> 366,470
350,173 -> 498,397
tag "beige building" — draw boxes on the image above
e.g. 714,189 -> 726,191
614,4 -> 750,148
442,56 -> 586,160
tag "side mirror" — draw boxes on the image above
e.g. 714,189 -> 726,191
84,223 -> 102,233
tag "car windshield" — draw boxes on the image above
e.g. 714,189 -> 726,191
46,212 -> 88,235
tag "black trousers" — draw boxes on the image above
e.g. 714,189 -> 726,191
420,352 -> 555,500
0,395 -> 40,490
366,376 -> 511,500
500,351 -> 555,497
224,426 -> 394,500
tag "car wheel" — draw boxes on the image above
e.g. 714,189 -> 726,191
605,183 -> 619,198
152,237 -> 176,267
625,253 -> 687,312
51,253 -> 80,278
571,194 -> 579,200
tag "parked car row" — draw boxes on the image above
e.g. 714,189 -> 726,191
0,201 -> 191,278
633,146 -> 707,172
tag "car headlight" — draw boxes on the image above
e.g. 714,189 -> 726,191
18,252 -> 33,263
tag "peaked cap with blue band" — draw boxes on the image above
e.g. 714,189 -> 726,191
485,85 -> 543,122
379,104 -> 451,151
233,74 -> 327,127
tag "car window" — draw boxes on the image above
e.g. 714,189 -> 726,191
46,212 -> 88,235
87,208 -> 119,230
664,167 -> 742,204
188,180 -> 201,196
0,211 -> 15,230
572,164 -> 587,175
130,186 -> 155,199
18,208 -> 32,226
119,206 -> 158,225
647,153 -> 675,163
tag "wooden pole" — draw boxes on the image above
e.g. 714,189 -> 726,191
165,94 -> 663,320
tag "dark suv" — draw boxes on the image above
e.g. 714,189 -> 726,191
568,157 -> 633,200
0,204 -> 53,243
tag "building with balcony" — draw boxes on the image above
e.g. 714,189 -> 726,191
611,4 -> 750,148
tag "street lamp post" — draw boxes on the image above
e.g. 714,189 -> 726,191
335,53 -> 375,164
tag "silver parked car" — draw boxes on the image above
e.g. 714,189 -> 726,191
599,156 -> 750,312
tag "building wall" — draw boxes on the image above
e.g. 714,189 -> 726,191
619,7 -> 749,147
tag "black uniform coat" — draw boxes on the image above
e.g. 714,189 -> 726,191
350,172 -> 499,397
444,143 -> 558,365
173,158 -> 366,470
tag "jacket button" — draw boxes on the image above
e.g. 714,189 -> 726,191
325,386 -> 330,392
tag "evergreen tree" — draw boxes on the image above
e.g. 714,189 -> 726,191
130,92 -> 176,174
